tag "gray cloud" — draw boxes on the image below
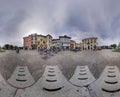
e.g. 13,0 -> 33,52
0,0 -> 120,46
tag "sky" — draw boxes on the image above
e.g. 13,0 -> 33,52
0,0 -> 120,46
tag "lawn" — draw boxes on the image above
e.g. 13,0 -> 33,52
112,49 -> 120,52
0,49 -> 6,53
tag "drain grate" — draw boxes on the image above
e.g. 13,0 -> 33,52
104,81 -> 118,84
48,71 -> 55,73
43,87 -> 63,92
18,74 -> 26,76
79,73 -> 87,75
19,68 -> 24,69
108,71 -> 115,73
16,79 -> 27,82
102,88 -> 120,93
108,68 -> 115,70
49,68 -> 54,70
19,70 -> 25,72
46,79 -> 57,82
80,70 -> 86,72
78,78 -> 88,80
47,74 -> 56,77
107,75 -> 116,78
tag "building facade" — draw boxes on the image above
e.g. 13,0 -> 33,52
82,37 -> 98,50
118,42 -> 120,49
76,42 -> 83,50
52,39 -> 60,48
59,35 -> 71,49
23,34 -> 36,50
23,34 -> 52,50
70,40 -> 76,49
37,34 -> 52,50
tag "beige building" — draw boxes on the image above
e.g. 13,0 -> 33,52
82,37 -> 98,50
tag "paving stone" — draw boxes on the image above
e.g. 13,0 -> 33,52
70,66 -> 96,87
8,66 -> 35,88
89,66 -> 120,97
18,65 -> 91,97
0,73 -> 16,97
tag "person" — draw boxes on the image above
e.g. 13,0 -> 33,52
16,47 -> 20,54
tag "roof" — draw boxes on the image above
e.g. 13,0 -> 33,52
37,35 -> 46,37
52,39 -> 60,41
82,37 -> 98,41
70,40 -> 76,43
36,34 -> 53,38
46,34 -> 53,38
59,35 -> 71,39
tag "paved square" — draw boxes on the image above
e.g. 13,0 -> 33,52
0,50 -> 120,97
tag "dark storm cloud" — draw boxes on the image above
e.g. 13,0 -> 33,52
0,0 -> 120,46
0,10 -> 28,45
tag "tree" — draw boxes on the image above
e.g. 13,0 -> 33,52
14,46 -> 18,50
9,45 -> 14,50
110,44 -> 117,49
4,44 -> 10,50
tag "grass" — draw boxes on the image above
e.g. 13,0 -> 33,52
112,49 -> 120,52
0,49 -> 6,53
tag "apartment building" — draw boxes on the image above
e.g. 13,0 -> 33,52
23,34 -> 52,50
82,37 -> 98,50
59,35 -> 71,49
70,40 -> 76,49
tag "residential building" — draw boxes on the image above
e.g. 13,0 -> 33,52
59,35 -> 71,49
31,33 -> 38,49
118,42 -> 120,49
82,37 -> 98,50
23,34 -> 36,50
76,42 -> 83,50
23,34 -> 52,50
37,34 -> 52,50
51,39 -> 60,48
70,40 -> 76,49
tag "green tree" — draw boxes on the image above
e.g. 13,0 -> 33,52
14,46 -> 18,50
9,45 -> 14,50
4,44 -> 10,50
111,44 -> 117,49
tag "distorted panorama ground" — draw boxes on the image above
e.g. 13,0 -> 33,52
0,49 -> 120,81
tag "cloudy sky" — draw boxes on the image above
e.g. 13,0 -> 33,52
0,0 -> 120,46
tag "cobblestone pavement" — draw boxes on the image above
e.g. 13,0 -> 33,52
0,50 -> 120,97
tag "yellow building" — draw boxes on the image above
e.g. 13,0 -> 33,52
37,34 -> 52,49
